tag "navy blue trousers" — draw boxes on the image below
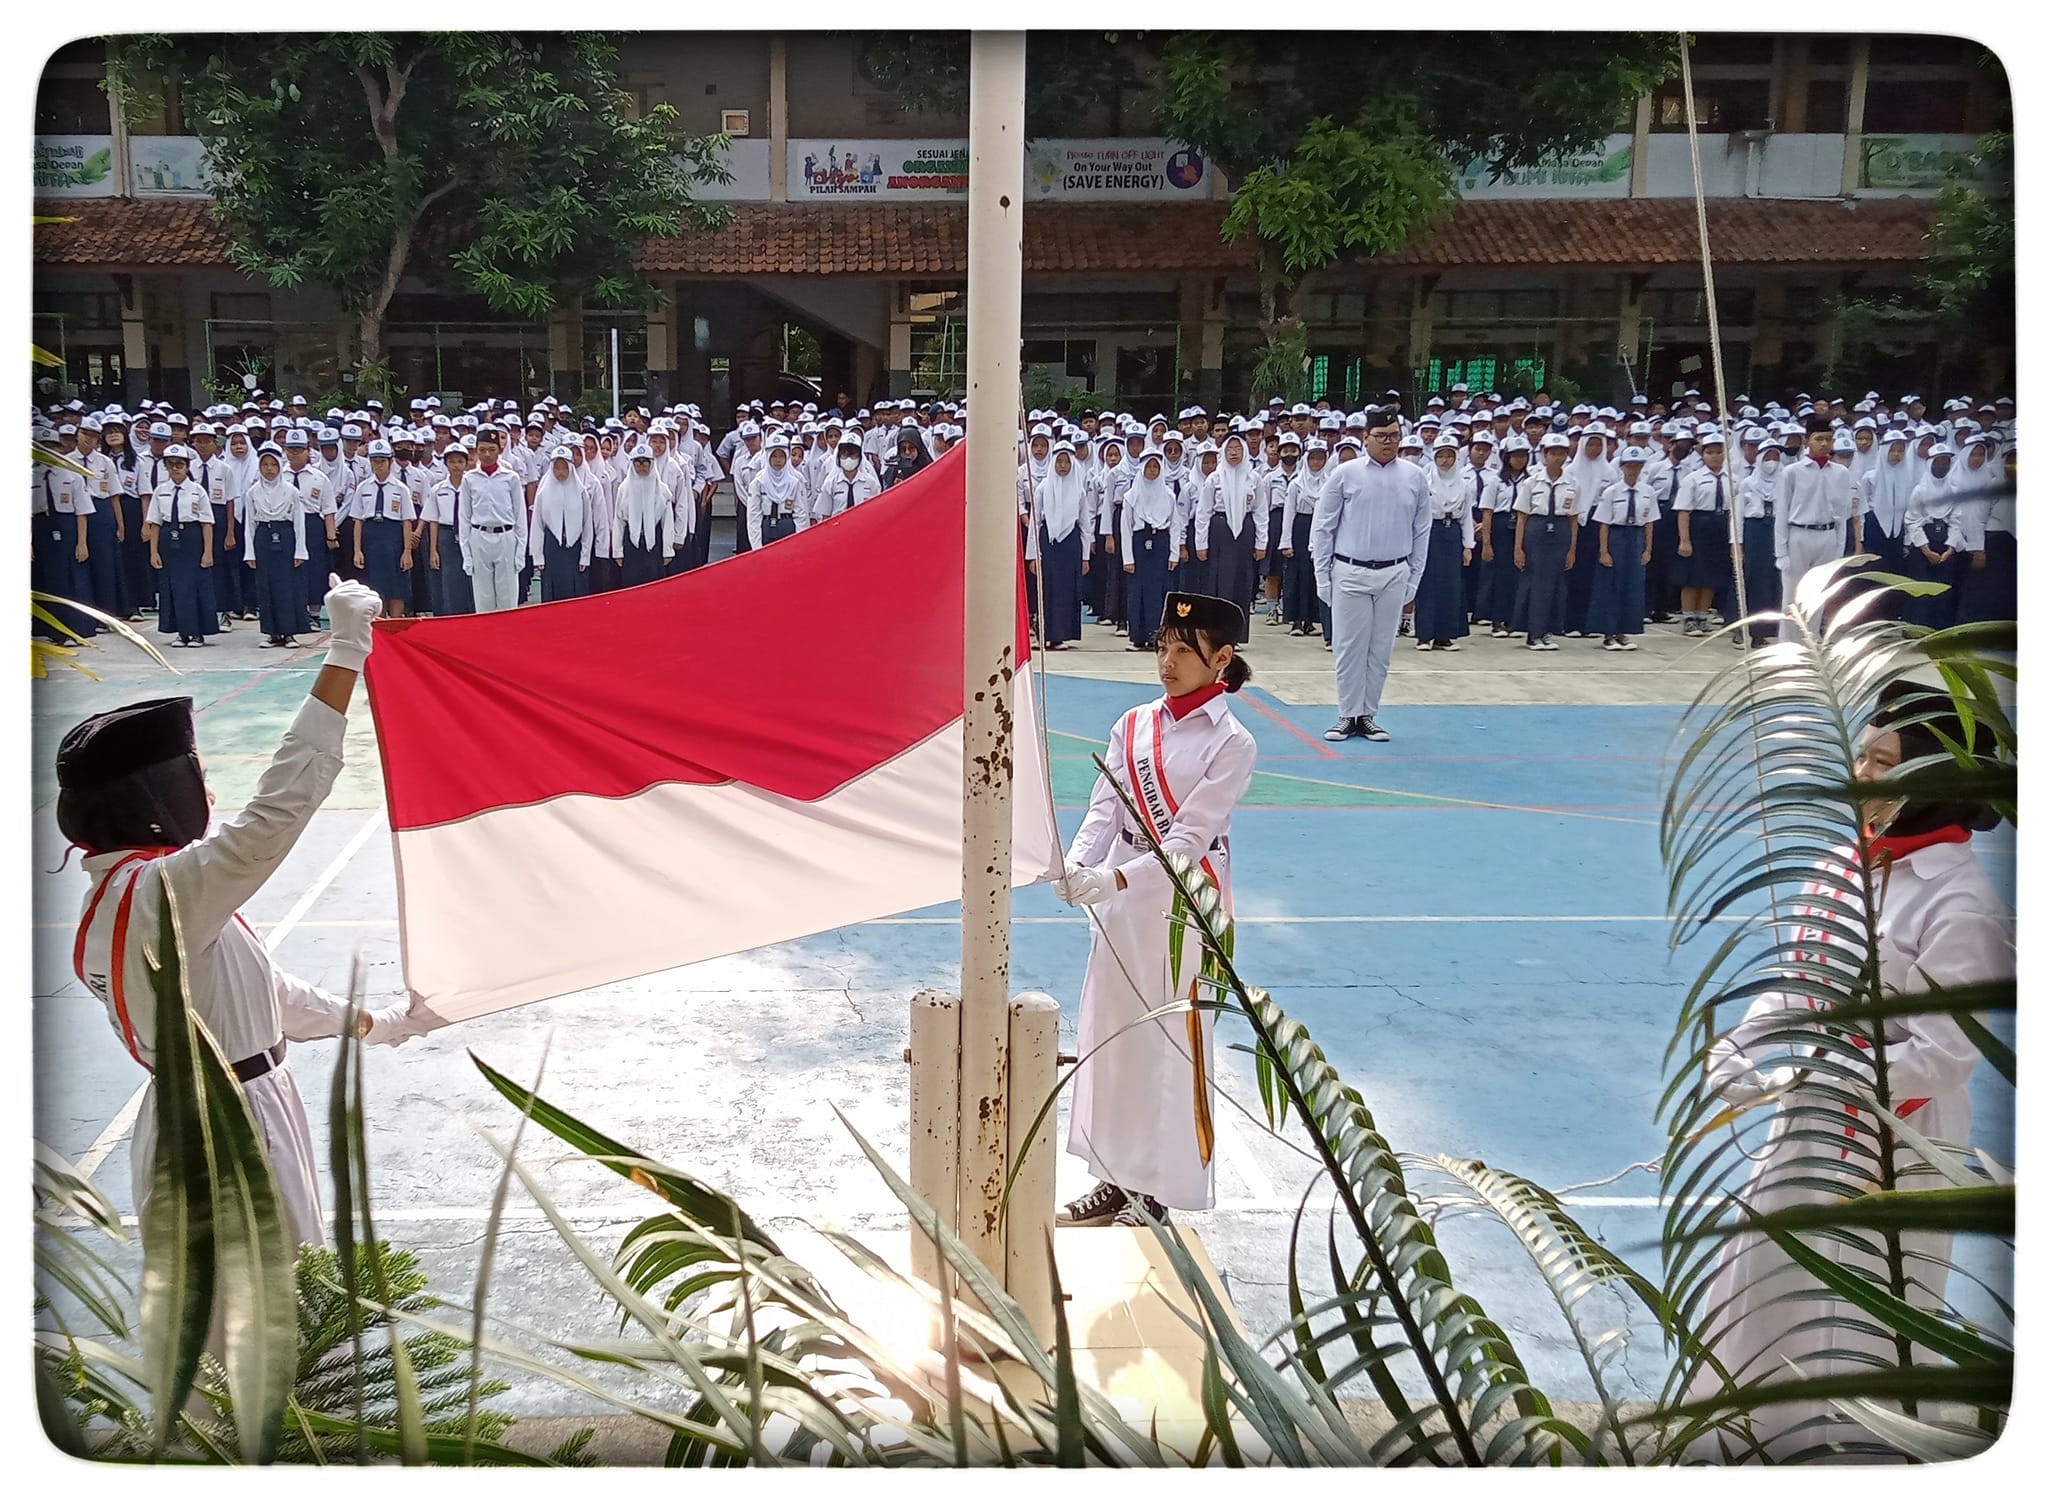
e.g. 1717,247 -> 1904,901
250,521 -> 303,638
1586,523 -> 1648,636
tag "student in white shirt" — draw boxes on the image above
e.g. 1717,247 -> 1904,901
60,584 -> 419,1248
346,440 -> 416,616
1027,441 -> 1091,649
1055,591 -> 1258,1226
239,443 -> 309,646
459,429 -> 528,613
281,431 -> 336,632
145,444 -> 218,646
807,435 -> 882,524
530,447 -> 594,601
747,436 -> 808,549
1194,435 -> 1260,645
1413,434 -> 1476,650
1674,431 -> 1737,637
1513,433 -> 1579,651
1280,439 -> 1333,636
1586,445 -> 1659,650
421,443 -> 475,615
1903,444 -> 1971,630
612,449 -> 674,586
1737,439 -> 1786,647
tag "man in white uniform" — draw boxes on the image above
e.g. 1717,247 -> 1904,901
460,429 -> 528,612
1773,415 -> 1859,608
63,577 -> 421,1246
1310,405 -> 1432,743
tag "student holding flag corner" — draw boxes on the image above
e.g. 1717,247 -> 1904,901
1055,592 -> 1258,1226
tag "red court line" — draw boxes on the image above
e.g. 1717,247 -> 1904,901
1241,689 -> 1343,760
194,642 -> 324,718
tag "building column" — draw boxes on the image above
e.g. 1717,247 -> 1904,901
1841,38 -> 1871,197
1616,274 -> 1647,384
1179,276 -> 1224,409
887,284 -> 914,400
1779,38 -> 1811,132
1406,277 -> 1436,392
645,282 -> 678,407
1629,92 -> 1652,197
768,37 -> 789,203
118,276 -> 150,405
107,72 -> 133,198
153,276 -> 193,407
547,304 -> 581,398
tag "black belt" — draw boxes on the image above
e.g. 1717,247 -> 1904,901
1335,553 -> 1405,569
473,522 -> 513,534
1792,520 -> 1837,531
232,1041 -> 286,1084
1121,829 -> 1225,853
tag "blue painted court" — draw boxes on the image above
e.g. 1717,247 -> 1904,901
30,643 -> 2016,1411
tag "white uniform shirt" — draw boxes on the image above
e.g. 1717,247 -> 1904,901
1905,476 -> 1978,552
146,478 -> 211,525
806,465 -> 882,523
73,698 -> 356,1071
283,461 -> 334,521
1773,454 -> 1856,558
1677,466 -> 1735,514
1515,473 -> 1579,519
1310,453 -> 1433,602
1588,479 -> 1662,528
240,477 -> 310,561
1066,691 -> 1258,909
460,462 -> 529,556
346,475 -> 416,523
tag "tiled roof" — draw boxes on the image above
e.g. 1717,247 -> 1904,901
35,196 -> 1941,276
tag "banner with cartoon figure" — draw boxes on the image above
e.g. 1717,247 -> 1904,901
787,138 -> 1212,201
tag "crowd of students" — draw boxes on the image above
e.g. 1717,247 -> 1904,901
31,383 -> 2015,663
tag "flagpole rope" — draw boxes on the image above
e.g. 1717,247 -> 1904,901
1680,32 -> 1789,937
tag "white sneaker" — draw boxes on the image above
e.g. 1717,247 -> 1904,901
1618,639 -> 1639,651
1602,639 -> 1623,651
1538,639 -> 1560,651
1439,640 -> 1461,652
1416,639 -> 1432,651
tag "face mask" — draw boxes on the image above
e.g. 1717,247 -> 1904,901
840,455 -> 860,473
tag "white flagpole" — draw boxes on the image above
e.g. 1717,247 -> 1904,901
958,31 -> 1026,1285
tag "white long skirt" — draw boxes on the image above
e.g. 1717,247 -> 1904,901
1683,1084 -> 1969,1461
1065,861 -> 1222,1210
130,1061 -> 328,1248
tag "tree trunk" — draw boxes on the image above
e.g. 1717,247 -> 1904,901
358,309 -> 384,365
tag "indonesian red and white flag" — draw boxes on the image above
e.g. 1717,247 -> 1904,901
363,445 -> 1060,1026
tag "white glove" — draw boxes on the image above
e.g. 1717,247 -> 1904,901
463,557 -> 474,576
363,999 -> 431,1048
322,575 -> 382,672
1052,868 -> 1076,903
1064,865 -> 1117,906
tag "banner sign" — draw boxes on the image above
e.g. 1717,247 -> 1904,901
130,135 -> 212,195
1858,135 -> 1989,192
1454,135 -> 1634,198
34,135 -> 117,198
789,138 -> 1212,201
1024,139 -> 1212,200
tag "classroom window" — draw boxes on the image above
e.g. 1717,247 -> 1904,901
211,293 -> 273,323
1805,80 -> 1847,133
34,76 -> 110,133
37,292 -> 123,329
1651,79 -> 1774,131
1863,80 -> 1971,133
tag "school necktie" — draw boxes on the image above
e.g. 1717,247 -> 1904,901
1625,487 -> 1637,526
1712,474 -> 1724,514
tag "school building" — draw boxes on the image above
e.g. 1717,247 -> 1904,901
33,33 -> 2011,416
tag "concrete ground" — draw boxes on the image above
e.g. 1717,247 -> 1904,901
30,525 -> 2016,1457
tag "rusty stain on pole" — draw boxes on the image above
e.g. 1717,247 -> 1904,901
959,30 -> 1027,1286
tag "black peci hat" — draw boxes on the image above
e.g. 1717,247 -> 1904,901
1160,592 -> 1246,640
56,697 -> 196,790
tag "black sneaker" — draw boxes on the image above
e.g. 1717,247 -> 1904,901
1358,717 -> 1390,742
1323,717 -> 1359,742
1058,1181 -> 1128,1227
1111,1193 -> 1171,1227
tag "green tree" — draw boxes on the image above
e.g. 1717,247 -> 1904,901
106,33 -> 731,364
862,33 -> 1672,364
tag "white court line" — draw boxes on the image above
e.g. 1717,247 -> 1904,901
77,810 -> 386,1184
103,1194 -> 1695,1231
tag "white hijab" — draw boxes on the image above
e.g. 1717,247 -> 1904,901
756,448 -> 803,507
1211,438 -> 1257,529
615,461 -> 668,547
535,455 -> 585,545
1126,458 -> 1177,527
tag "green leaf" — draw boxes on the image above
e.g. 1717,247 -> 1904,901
138,873 -> 217,1453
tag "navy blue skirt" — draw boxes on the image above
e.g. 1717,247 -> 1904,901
1518,515 -> 1572,641
1037,524 -> 1085,645
79,506 -> 123,617
358,516 -> 407,603
1412,517 -> 1469,640
1205,514 -> 1258,643
540,531 -> 588,602
31,513 -> 95,640
1586,523 -> 1648,636
156,521 -> 215,641
250,520 -> 303,638
1125,524 -> 1175,647
432,548 -> 476,615
1741,515 -> 1782,640
302,515 -> 331,619
1674,509 -> 1732,593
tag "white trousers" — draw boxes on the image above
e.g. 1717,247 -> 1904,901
1777,524 -> 1845,609
468,527 -> 522,612
131,1062 -> 327,1248
1327,559 -> 1410,720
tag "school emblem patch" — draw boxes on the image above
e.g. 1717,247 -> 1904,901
1175,601 -> 1192,617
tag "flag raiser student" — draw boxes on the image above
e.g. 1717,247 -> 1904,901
62,579 -> 424,1248
1055,592 -> 1258,1226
